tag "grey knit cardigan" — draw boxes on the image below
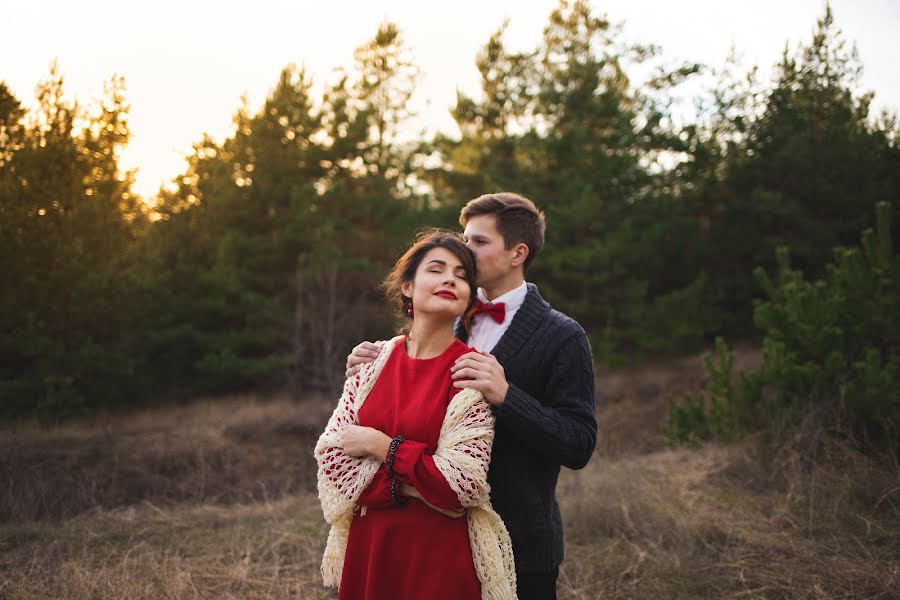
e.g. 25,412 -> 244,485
455,283 -> 597,574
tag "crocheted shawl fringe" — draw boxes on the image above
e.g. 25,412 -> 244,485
314,336 -> 517,600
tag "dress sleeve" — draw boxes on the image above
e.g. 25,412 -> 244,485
356,464 -> 394,508
391,440 -> 464,510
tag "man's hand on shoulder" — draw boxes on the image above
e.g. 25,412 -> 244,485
346,341 -> 379,378
450,351 -> 509,407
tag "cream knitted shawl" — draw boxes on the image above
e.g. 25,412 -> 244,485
314,336 -> 517,600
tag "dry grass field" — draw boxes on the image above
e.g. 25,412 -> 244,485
2,348 -> 898,599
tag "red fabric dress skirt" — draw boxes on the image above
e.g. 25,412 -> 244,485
338,337 -> 481,600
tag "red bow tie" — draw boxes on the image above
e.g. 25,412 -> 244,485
469,300 -> 506,324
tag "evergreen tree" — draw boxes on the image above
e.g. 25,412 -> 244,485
144,23 -> 426,396
667,202 -> 899,454
693,6 -> 900,333
293,22 -> 425,390
0,66 -> 144,418
143,65 -> 327,395
425,0 -> 710,362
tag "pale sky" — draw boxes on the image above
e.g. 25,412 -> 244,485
3,0 -> 899,199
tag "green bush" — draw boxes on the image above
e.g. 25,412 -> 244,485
666,202 -> 899,453
663,337 -> 763,445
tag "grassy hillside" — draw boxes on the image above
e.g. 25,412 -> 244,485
2,349 -> 897,599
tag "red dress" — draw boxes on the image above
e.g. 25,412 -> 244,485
339,337 -> 481,600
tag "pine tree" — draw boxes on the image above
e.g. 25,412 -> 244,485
698,5 -> 900,333
0,66 -> 144,418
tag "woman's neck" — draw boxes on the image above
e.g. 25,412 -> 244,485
405,316 -> 457,359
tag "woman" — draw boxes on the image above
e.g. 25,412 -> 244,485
315,230 -> 517,600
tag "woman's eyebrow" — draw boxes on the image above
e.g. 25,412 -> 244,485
427,259 -> 465,271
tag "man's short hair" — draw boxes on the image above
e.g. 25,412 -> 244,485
460,192 -> 546,271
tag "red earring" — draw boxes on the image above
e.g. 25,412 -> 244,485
406,299 -> 413,316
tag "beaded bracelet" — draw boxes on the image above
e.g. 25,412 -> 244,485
387,435 -> 405,477
387,435 -> 406,507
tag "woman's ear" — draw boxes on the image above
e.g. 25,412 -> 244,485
511,243 -> 530,268
401,280 -> 413,299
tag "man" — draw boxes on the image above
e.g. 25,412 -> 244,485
346,192 -> 597,600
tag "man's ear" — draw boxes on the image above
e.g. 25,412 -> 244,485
510,243 -> 530,268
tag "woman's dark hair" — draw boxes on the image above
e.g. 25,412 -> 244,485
382,229 -> 478,334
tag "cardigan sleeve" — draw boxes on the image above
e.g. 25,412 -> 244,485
494,330 -> 597,469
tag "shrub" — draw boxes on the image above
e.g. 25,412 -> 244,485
666,202 -> 899,454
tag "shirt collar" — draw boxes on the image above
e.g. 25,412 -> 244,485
477,281 -> 528,312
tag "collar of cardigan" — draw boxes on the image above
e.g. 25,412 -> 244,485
455,282 -> 550,364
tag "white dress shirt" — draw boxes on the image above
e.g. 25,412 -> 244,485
467,281 -> 529,353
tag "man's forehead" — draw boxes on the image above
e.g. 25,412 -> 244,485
463,214 -> 499,237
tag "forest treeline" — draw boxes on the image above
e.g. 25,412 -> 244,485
1,1 -> 898,420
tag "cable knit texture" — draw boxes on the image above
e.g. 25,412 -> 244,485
456,283 -> 598,574
315,336 -> 517,600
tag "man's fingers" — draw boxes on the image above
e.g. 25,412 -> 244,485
451,359 -> 498,378
453,379 -> 482,389
346,342 -> 379,372
350,349 -> 379,362
452,352 -> 497,372
347,342 -> 379,364
352,342 -> 380,356
347,353 -> 375,368
452,367 -> 485,380
454,351 -> 489,364
451,357 -> 489,373
451,358 -> 472,372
